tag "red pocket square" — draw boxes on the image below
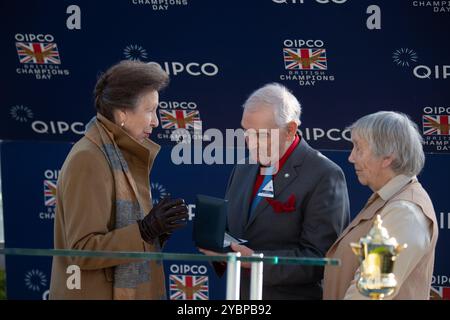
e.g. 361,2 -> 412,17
266,194 -> 296,213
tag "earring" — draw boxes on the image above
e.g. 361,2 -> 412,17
121,122 -> 125,128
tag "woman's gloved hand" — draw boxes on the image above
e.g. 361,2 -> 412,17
138,197 -> 188,244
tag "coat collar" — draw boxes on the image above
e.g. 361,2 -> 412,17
95,113 -> 161,171
377,174 -> 415,201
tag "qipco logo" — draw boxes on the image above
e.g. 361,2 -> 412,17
31,120 -> 85,135
15,33 -> 55,42
170,264 -> 208,275
284,39 -> 324,48
413,65 -> 450,80
159,101 -> 198,110
147,61 -> 219,77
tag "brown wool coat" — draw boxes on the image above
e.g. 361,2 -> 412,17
49,114 -> 165,300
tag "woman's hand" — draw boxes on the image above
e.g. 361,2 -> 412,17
138,197 -> 188,243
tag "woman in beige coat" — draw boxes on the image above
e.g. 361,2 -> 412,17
50,61 -> 188,300
323,111 -> 438,300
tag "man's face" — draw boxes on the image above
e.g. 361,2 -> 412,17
241,104 -> 286,166
348,133 -> 386,191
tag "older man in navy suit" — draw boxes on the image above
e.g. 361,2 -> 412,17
201,83 -> 350,299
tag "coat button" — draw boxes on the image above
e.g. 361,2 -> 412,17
284,173 -> 290,178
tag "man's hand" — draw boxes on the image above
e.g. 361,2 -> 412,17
199,244 -> 255,269
230,243 -> 254,269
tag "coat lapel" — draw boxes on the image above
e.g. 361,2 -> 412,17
333,197 -> 386,247
328,178 -> 418,255
228,164 -> 259,236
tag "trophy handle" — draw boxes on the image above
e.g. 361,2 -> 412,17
395,243 -> 408,255
350,243 -> 362,257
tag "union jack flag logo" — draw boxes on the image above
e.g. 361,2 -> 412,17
44,180 -> 57,207
422,115 -> 450,135
169,275 -> 209,300
159,110 -> 201,130
283,48 -> 327,70
430,286 -> 450,300
16,42 -> 61,64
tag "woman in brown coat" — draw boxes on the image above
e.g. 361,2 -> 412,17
49,61 -> 188,300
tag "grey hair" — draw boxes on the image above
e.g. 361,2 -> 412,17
242,83 -> 301,127
349,111 -> 425,176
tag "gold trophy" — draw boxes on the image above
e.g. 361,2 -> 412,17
350,215 -> 407,299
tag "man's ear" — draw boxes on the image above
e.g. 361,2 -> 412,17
286,121 -> 298,138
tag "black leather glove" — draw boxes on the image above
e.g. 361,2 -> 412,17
138,197 -> 188,244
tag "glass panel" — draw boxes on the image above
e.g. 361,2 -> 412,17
0,248 -> 340,266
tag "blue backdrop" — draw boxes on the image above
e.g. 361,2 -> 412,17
1,0 -> 449,299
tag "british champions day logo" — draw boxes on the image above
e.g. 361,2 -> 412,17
280,39 -> 335,86
422,107 -> 450,152
15,33 -> 70,80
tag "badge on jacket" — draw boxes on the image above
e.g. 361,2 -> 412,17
257,179 -> 274,198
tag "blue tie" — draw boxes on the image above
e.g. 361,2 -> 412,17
248,166 -> 274,220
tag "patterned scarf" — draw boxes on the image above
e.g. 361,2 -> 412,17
85,116 -> 149,299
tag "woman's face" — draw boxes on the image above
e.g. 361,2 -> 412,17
348,133 -> 385,191
120,90 -> 159,142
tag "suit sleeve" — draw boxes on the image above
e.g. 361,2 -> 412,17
58,149 -> 147,270
210,165 -> 238,277
261,166 -> 350,286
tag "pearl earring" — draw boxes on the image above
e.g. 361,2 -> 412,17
121,122 -> 125,127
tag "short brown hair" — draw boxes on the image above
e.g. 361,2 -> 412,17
94,60 -> 169,121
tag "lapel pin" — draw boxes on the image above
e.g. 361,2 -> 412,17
284,173 -> 290,178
